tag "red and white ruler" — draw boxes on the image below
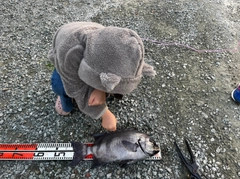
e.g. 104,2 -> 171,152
0,143 -> 161,161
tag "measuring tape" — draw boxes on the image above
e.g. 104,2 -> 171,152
0,143 -> 161,161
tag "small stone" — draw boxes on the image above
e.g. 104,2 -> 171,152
216,147 -> 221,153
85,173 -> 91,178
202,112 -> 208,119
107,173 -> 112,178
211,129 -> 216,133
165,167 -> 172,173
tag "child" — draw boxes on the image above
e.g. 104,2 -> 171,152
231,84 -> 240,104
48,22 -> 156,131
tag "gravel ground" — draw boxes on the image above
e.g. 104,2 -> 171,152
1,0 -> 240,178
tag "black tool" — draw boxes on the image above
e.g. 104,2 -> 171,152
174,139 -> 208,179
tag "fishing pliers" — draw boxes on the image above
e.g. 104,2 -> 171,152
174,139 -> 208,179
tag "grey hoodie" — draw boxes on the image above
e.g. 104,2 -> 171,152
48,22 -> 156,119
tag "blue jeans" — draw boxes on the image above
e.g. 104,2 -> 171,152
51,69 -> 73,112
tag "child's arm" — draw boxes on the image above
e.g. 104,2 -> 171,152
88,89 -> 117,131
88,89 -> 106,106
101,109 -> 117,131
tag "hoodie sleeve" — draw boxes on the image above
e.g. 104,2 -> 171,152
58,46 -> 107,119
48,22 -> 107,119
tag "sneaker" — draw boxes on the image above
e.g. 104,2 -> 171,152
231,84 -> 240,104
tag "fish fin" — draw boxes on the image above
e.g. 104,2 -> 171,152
122,140 -> 139,152
119,160 -> 136,168
92,133 -> 107,144
92,133 -> 105,139
91,158 -> 106,169
71,142 -> 84,167
92,131 -> 116,144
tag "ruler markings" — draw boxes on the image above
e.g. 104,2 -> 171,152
0,143 -> 161,161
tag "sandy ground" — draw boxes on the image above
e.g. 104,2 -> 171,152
0,0 -> 240,178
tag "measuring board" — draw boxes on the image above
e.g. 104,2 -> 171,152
0,143 -> 162,161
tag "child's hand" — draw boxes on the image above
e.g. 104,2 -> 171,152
101,109 -> 117,131
88,89 -> 106,106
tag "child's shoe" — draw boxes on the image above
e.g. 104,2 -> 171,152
231,84 -> 240,104
55,96 -> 70,115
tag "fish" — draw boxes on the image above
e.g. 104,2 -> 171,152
71,129 -> 160,168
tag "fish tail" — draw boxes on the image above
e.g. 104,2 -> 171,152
71,142 -> 86,167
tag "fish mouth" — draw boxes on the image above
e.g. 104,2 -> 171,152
151,146 -> 160,156
138,139 -> 160,156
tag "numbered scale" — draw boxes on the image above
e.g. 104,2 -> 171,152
0,143 -> 161,161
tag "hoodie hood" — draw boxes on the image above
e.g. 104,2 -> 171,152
78,26 -> 156,94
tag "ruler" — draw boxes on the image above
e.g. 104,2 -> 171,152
0,143 -> 161,161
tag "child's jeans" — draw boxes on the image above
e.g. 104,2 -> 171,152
51,68 -> 73,112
